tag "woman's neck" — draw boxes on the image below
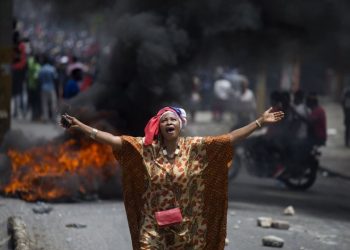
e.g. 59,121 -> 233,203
162,138 -> 178,156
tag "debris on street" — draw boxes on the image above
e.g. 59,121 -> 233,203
283,206 -> 295,216
32,202 -> 53,214
271,220 -> 290,230
66,223 -> 87,229
7,216 -> 33,250
262,235 -> 284,248
257,217 -> 273,228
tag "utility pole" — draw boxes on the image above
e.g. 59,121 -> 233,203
0,0 -> 13,143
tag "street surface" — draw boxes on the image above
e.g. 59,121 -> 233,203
1,99 -> 349,250
1,170 -> 350,250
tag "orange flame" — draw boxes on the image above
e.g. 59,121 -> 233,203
3,139 -> 117,201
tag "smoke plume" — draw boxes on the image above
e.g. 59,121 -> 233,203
19,0 -> 350,134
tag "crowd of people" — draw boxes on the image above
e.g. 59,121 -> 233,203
267,90 -> 327,148
189,66 -> 257,124
262,89 -> 327,175
188,64 -> 330,164
11,19 -> 98,122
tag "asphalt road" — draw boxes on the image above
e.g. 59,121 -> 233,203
1,169 -> 350,250
1,100 -> 349,250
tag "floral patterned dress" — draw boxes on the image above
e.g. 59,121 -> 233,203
113,134 -> 233,250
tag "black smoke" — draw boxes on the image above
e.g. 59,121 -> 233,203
24,0 -> 350,135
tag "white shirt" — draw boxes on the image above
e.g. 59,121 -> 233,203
214,79 -> 232,100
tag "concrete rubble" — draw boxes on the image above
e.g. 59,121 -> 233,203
271,220 -> 290,230
32,202 -> 53,214
257,217 -> 290,230
257,217 -> 273,228
7,216 -> 32,250
262,235 -> 284,248
283,206 -> 295,216
65,223 -> 87,229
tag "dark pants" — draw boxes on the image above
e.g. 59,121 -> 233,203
12,69 -> 26,117
344,110 -> 350,147
345,121 -> 350,147
28,88 -> 41,120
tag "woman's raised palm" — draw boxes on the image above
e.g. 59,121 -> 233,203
262,107 -> 284,124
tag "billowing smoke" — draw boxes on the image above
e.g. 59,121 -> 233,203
5,0 -> 350,201
17,0 -> 350,135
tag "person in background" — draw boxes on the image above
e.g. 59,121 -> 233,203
63,68 -> 81,99
341,86 -> 350,147
56,56 -> 69,99
66,55 -> 88,77
266,91 -> 283,138
60,105 -> 284,249
12,28 -> 27,118
306,92 -> 327,146
291,90 -> 308,140
212,67 -> 233,122
237,77 -> 257,126
26,54 -> 41,121
189,75 -> 202,121
38,55 -> 58,122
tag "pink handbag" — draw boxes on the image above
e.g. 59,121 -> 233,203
155,207 -> 183,227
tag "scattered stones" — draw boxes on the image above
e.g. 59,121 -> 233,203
66,223 -> 87,229
8,216 -> 33,250
271,220 -> 290,230
225,238 -> 229,245
262,235 -> 284,248
283,206 -> 295,216
32,202 -> 53,214
257,217 -> 272,228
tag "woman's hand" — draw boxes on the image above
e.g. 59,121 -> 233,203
59,114 -> 80,130
261,107 -> 284,125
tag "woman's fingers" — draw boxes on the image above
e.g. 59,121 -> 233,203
64,113 -> 74,121
266,107 -> 273,113
272,111 -> 284,121
59,114 -> 74,129
277,111 -> 284,118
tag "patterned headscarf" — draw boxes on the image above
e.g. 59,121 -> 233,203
144,107 -> 187,146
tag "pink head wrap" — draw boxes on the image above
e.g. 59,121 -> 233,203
144,107 -> 187,146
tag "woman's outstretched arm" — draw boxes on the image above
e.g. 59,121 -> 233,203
229,107 -> 284,144
60,114 -> 122,151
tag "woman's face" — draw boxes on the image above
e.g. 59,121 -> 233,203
159,112 -> 181,141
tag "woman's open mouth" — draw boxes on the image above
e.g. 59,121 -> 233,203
166,127 -> 175,133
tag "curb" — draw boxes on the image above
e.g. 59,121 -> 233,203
7,217 -> 32,250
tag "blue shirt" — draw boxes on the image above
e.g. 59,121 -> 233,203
38,64 -> 57,92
